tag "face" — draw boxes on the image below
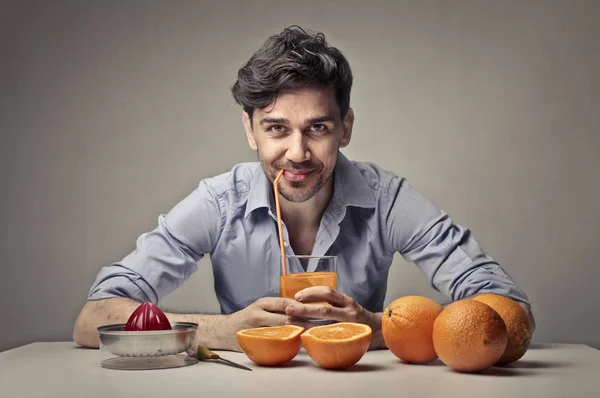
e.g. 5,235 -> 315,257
243,85 -> 354,203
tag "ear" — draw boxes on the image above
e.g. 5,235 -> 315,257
340,108 -> 354,148
242,111 -> 257,151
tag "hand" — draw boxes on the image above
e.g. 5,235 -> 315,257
283,286 -> 381,332
222,297 -> 314,351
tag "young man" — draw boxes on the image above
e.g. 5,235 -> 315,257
73,26 -> 534,351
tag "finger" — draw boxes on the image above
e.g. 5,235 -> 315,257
255,297 -> 298,313
256,311 -> 295,326
295,286 -> 352,307
257,312 -> 314,329
284,302 -> 348,321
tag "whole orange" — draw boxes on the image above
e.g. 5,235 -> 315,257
433,300 -> 507,373
472,294 -> 533,365
236,325 -> 304,366
382,296 -> 443,363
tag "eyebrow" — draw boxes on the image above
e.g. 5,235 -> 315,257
259,116 -> 336,126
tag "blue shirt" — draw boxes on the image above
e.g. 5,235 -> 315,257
87,152 -> 532,315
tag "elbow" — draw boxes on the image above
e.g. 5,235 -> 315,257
72,302 -> 100,349
72,325 -> 95,349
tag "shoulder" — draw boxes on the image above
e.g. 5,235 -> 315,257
346,159 -> 407,193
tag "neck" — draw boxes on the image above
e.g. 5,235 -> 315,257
279,177 -> 334,228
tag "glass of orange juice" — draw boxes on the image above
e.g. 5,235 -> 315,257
279,255 -> 338,303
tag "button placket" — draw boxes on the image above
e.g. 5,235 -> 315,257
307,205 -> 345,272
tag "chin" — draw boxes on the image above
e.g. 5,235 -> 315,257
281,193 -> 316,203
280,181 -> 324,202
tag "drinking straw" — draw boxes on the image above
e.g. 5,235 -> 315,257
274,169 -> 287,276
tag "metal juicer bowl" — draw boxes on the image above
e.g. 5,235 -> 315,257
97,322 -> 198,357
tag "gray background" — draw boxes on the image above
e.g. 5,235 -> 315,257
1,0 -> 598,353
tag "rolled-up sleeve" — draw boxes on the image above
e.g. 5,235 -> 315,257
87,179 -> 224,304
384,176 -> 532,309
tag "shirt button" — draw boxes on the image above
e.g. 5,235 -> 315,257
284,241 -> 289,247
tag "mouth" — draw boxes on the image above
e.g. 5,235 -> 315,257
282,168 -> 315,182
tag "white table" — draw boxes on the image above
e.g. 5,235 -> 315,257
1,342 -> 599,398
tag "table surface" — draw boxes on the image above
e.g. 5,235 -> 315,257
1,342 -> 599,398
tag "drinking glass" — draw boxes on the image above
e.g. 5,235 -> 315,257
279,255 -> 338,302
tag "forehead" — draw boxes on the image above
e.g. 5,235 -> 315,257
255,85 -> 340,120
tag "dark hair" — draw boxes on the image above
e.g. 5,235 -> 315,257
231,26 -> 353,122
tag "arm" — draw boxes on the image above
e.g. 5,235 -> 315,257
74,177 -> 322,350
73,180 -> 237,350
73,297 -> 240,350
73,298 -> 232,350
385,176 -> 535,330
73,296 -> 310,351
369,313 -> 386,350
279,176 -> 535,345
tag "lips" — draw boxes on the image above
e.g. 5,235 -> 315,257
282,169 -> 314,182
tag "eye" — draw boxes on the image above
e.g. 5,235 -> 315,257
309,124 -> 327,133
267,125 -> 286,133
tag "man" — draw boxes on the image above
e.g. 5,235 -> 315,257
73,26 -> 534,351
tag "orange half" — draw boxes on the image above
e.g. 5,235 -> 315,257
301,322 -> 372,370
236,325 -> 304,366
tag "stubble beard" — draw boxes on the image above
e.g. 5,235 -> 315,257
257,153 -> 332,203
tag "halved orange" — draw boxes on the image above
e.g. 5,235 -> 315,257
300,322 -> 372,370
236,325 -> 304,366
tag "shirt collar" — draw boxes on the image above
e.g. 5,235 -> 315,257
244,164 -> 276,219
332,152 -> 377,209
244,152 -> 376,219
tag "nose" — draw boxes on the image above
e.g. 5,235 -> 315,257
285,131 -> 311,163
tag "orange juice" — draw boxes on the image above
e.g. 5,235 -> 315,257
279,272 -> 338,302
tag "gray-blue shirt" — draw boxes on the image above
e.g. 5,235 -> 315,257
87,152 -> 531,315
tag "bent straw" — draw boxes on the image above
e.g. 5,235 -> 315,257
273,169 -> 287,276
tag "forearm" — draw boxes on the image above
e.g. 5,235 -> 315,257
72,298 -> 239,351
73,297 -> 140,348
166,311 -> 239,351
366,311 -> 387,351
